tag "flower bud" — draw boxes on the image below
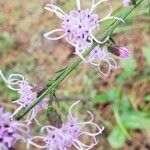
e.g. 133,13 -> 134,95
108,45 -> 130,58
123,0 -> 133,7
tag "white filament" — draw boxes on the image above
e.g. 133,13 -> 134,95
69,100 -> 80,118
98,59 -> 111,76
80,121 -> 104,136
28,136 -> 47,149
90,0 -> 107,12
45,4 -> 65,19
26,109 -> 41,126
44,29 -> 66,40
10,106 -> 23,118
0,70 -> 24,91
90,32 -> 110,44
99,16 -> 125,23
76,0 -> 81,10
107,57 -> 118,69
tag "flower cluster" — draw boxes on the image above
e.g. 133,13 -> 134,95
0,106 -> 30,150
44,0 -> 123,60
28,101 -> 104,150
87,46 -> 117,76
0,70 -> 48,125
87,44 -> 131,76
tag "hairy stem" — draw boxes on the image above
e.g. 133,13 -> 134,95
16,0 -> 144,120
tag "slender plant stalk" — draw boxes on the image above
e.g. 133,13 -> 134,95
16,0 -> 144,120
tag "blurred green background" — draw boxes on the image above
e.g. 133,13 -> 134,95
0,0 -> 150,149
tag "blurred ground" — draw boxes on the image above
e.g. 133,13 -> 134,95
0,0 -> 150,150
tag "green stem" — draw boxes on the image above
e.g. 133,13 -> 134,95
16,0 -> 144,120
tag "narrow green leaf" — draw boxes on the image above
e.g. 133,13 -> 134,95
92,93 -> 109,104
92,88 -> 121,104
108,126 -> 126,149
122,111 -> 150,130
143,46 -> 150,65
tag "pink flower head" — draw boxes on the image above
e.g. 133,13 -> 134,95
123,0 -> 133,7
44,0 -> 124,60
28,100 -> 104,150
108,45 -> 130,58
0,106 -> 30,150
0,70 -> 48,125
88,47 -> 118,76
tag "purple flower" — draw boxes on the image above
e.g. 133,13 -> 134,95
0,106 -> 30,150
44,0 -> 124,60
0,71 -> 48,125
13,80 -> 48,125
108,45 -> 130,58
28,101 -> 104,150
61,115 -> 80,148
123,0 -> 133,7
88,47 -> 118,76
